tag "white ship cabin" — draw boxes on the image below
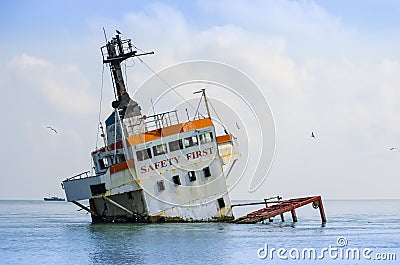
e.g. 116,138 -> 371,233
63,107 -> 238,223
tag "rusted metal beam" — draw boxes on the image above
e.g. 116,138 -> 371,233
72,200 -> 98,216
231,201 -> 281,208
318,197 -> 327,223
232,196 -> 326,224
291,209 -> 297,222
232,196 -> 283,208
224,158 -> 238,179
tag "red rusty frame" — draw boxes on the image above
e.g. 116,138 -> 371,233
232,196 -> 326,224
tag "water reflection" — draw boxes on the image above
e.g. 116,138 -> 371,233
88,223 -> 145,265
84,222 -> 238,265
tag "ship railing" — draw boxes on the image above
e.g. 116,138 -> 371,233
143,110 -> 180,131
64,171 -> 91,182
100,38 -> 134,61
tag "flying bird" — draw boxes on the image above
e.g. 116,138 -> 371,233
116,30 -> 121,34
390,147 -> 396,150
46,126 -> 58,133
311,132 -> 315,138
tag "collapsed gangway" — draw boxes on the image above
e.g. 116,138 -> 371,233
231,196 -> 326,224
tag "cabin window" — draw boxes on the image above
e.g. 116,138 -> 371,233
99,158 -> 108,169
203,167 -> 211,178
169,139 -> 183,152
217,198 -> 225,209
172,175 -> 181,186
188,171 -> 196,182
153,144 -> 167,156
199,132 -> 213,144
90,183 -> 106,196
157,180 -> 165,192
136,148 -> 152,161
116,154 -> 126,164
183,136 -> 198,148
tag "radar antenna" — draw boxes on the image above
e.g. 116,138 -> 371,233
101,31 -> 154,112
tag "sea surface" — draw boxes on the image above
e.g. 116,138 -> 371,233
0,199 -> 399,265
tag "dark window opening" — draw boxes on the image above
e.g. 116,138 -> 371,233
153,144 -> 167,156
127,192 -> 133,200
169,139 -> 184,152
217,198 -> 225,209
184,136 -> 198,148
90,183 -> 106,196
157,180 -> 165,192
116,154 -> 126,164
172,175 -> 181,186
188,171 -> 196,182
199,132 -> 214,144
109,156 -> 115,165
136,148 -> 152,161
99,158 -> 108,170
203,167 -> 211,178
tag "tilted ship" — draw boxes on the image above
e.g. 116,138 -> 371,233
62,32 -> 240,223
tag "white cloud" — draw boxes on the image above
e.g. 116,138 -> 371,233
8,53 -> 96,116
11,53 -> 49,69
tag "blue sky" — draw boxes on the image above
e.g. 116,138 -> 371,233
1,0 -> 400,200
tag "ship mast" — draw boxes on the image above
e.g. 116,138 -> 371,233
194,88 -> 211,118
101,31 -> 154,111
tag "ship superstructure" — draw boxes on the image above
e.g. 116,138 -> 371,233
62,32 -> 239,223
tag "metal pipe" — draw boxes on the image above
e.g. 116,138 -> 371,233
318,198 -> 327,223
280,213 -> 284,222
72,201 -> 98,216
291,209 -> 297,222
224,158 -> 238,179
101,195 -> 134,215
231,200 -> 282,208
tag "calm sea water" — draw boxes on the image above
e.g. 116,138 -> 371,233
0,199 -> 399,265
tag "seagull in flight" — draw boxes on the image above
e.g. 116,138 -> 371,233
46,126 -> 58,133
390,147 -> 396,150
311,132 -> 315,138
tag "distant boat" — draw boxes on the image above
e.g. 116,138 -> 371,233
44,196 -> 65,201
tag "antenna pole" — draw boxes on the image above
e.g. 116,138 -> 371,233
193,88 -> 211,118
202,89 -> 211,118
185,108 -> 190,120
102,27 -> 108,42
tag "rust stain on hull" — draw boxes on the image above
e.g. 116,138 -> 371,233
91,215 -> 234,224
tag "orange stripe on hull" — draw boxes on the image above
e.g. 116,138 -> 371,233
110,159 -> 135,174
217,134 -> 232,144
